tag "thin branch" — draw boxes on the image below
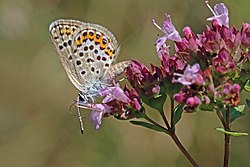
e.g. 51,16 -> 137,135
170,133 -> 200,167
216,110 -> 226,128
170,97 -> 175,129
145,108 -> 199,166
160,111 -> 171,130
223,106 -> 230,167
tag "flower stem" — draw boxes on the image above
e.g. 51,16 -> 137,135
160,111 -> 171,130
223,106 -> 230,167
170,133 -> 200,167
170,97 -> 175,129
145,115 -> 199,166
216,110 -> 226,128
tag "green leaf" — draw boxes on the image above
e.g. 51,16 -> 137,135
244,80 -> 250,92
215,127 -> 248,137
246,99 -> 250,108
142,94 -> 167,113
222,105 -> 246,123
130,121 -> 167,133
161,79 -> 182,97
173,104 -> 184,125
229,105 -> 246,123
199,102 -> 214,112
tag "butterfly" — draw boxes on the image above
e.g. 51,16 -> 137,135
49,19 -> 130,133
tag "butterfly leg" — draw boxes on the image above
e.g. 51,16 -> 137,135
77,95 -> 85,134
77,106 -> 85,134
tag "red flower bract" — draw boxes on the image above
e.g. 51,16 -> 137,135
126,60 -> 162,98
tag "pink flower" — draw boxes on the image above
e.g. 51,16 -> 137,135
88,104 -> 112,129
212,48 -> 236,74
186,96 -> 201,107
206,2 -> 229,27
99,82 -> 130,103
153,14 -> 182,52
173,64 -> 204,86
215,82 -> 241,106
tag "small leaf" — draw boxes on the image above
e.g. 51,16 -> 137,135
142,94 -> 167,113
199,102 -> 214,112
222,105 -> 246,123
247,99 -> 250,108
244,80 -> 250,92
161,79 -> 182,97
130,121 -> 167,133
173,104 -> 184,125
215,127 -> 248,137
229,105 -> 246,123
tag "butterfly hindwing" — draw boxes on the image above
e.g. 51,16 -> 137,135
49,19 -> 85,91
49,19 -> 130,96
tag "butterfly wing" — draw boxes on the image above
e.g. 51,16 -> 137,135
49,19 -> 124,94
49,19 -> 86,91
71,23 -> 120,87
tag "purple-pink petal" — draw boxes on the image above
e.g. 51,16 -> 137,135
89,110 -> 103,130
173,64 -> 202,85
207,3 -> 229,27
153,14 -> 182,51
156,36 -> 168,52
88,104 -> 112,130
162,14 -> 182,42
100,83 -> 130,103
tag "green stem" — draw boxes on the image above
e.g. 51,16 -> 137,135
223,106 -> 230,167
146,101 -> 199,166
160,111 -> 171,130
170,133 -> 200,167
145,116 -> 199,166
216,110 -> 226,128
170,97 -> 175,129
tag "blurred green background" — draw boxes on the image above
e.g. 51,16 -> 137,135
0,0 -> 249,166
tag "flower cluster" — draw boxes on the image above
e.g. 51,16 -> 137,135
148,2 -> 249,112
78,83 -> 143,129
80,2 -> 249,129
